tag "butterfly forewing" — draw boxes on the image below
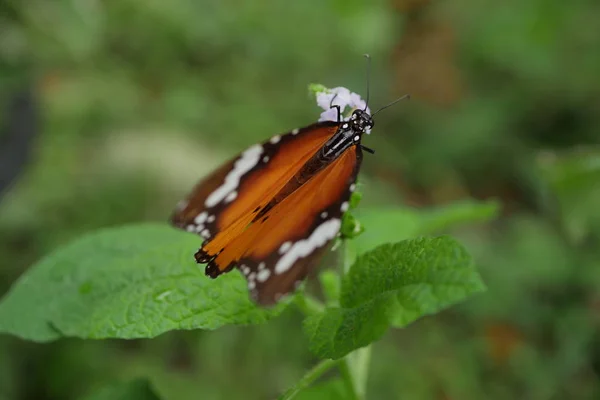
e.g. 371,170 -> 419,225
170,122 -> 339,242
229,146 -> 362,305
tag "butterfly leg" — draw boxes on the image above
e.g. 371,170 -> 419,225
330,105 -> 342,123
329,94 -> 342,123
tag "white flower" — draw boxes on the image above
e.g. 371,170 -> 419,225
349,92 -> 368,112
314,86 -> 371,123
316,87 -> 351,111
318,107 -> 339,122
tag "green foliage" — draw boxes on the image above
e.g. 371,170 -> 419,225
0,198 -> 491,345
0,224 -> 285,342
538,148 -> 600,194
0,68 -> 497,398
305,237 -> 485,359
81,379 -> 161,400
0,196 -> 493,398
340,212 -> 365,239
4,0 -> 596,397
308,83 -> 328,97
0,217 -> 485,348
350,199 -> 500,260
537,148 -> 600,242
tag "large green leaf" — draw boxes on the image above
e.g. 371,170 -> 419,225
304,236 -> 485,359
351,199 -> 500,258
0,224 -> 286,342
343,237 -> 486,327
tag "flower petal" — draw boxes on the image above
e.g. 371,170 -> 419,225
349,92 -> 370,114
316,92 -> 336,111
318,108 -> 340,122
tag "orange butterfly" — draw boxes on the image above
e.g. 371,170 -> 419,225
171,78 -> 407,305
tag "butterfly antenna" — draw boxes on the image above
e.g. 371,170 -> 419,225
372,94 -> 410,117
363,54 -> 371,111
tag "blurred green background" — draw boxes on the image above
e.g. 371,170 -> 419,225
1,0 -> 600,399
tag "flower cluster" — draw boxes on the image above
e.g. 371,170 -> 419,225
314,86 -> 371,127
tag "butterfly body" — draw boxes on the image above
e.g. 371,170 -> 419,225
171,108 -> 374,305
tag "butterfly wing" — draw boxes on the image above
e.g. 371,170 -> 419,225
170,121 -> 339,241
214,145 -> 363,305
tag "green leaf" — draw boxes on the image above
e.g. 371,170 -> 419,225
351,208 -> 420,256
308,83 -> 328,96
352,199 -> 500,257
304,236 -> 485,359
343,236 -> 486,327
348,191 -> 362,209
0,224 -> 286,342
304,295 -> 391,360
340,212 -> 364,239
418,199 -> 501,234
81,379 -> 161,400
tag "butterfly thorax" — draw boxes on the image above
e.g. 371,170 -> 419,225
254,110 -> 372,220
323,109 -> 373,159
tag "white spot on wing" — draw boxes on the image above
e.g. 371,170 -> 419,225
341,202 -> 349,212
350,183 -> 356,192
186,225 -> 195,232
195,224 -> 205,233
176,200 -> 188,211
257,269 -> 271,282
205,144 -> 263,207
207,215 -> 215,223
194,212 -> 208,224
274,219 -> 341,275
248,280 -> 256,290
321,211 -> 328,219
258,262 -> 266,270
201,229 -> 210,238
225,191 -> 237,203
270,135 -> 281,144
263,156 -> 269,163
291,128 -> 299,135
279,241 -> 292,254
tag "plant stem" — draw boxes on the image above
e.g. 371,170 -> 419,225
341,240 -> 372,399
345,346 -> 372,399
278,358 -> 340,400
342,239 -> 353,274
339,357 -> 361,400
283,238 -> 372,400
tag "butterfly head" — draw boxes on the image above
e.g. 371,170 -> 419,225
350,109 -> 374,135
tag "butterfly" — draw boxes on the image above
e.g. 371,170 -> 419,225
170,65 -> 407,305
